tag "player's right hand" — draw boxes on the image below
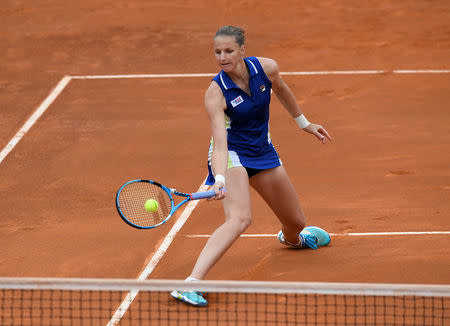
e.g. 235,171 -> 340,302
210,182 -> 226,200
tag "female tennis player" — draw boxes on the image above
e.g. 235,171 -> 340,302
171,25 -> 332,306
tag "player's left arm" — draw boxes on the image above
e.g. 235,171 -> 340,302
258,57 -> 332,144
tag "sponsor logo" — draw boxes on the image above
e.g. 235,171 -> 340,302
231,95 -> 244,108
260,84 -> 266,92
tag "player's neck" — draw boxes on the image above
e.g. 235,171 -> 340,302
227,60 -> 249,84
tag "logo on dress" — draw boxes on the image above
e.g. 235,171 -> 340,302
260,84 -> 266,92
231,95 -> 244,108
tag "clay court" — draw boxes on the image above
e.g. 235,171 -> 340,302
1,0 -> 449,323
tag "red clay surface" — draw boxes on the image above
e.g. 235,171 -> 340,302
1,1 -> 449,286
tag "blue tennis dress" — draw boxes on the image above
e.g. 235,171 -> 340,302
206,57 -> 282,185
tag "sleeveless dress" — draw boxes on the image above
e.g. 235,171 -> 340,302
206,57 -> 282,185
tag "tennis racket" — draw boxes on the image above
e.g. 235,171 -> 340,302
115,179 -> 220,229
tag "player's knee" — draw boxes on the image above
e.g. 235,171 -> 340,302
297,218 -> 306,231
278,207 -> 305,230
282,216 -> 305,233
233,215 -> 252,233
293,211 -> 306,230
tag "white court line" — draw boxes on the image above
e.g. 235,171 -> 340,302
0,76 -> 72,165
186,231 -> 450,238
107,180 -> 209,326
394,69 -> 450,74
283,69 -> 450,75
70,69 -> 450,79
71,73 -> 216,79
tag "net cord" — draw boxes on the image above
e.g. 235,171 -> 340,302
0,278 -> 449,297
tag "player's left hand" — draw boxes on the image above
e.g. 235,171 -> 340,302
304,123 -> 332,144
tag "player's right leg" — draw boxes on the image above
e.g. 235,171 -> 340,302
172,167 -> 252,306
189,166 -> 252,280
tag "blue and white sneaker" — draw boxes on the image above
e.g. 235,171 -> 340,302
277,230 -> 318,249
301,226 -> 331,247
170,290 -> 208,306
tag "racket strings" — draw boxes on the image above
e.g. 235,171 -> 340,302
118,182 -> 172,227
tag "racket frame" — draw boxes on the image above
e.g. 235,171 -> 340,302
115,179 -> 216,229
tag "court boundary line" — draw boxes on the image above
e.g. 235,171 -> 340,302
70,69 -> 450,79
186,231 -> 450,238
0,76 -> 72,165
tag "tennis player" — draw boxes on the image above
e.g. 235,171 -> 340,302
171,25 -> 332,306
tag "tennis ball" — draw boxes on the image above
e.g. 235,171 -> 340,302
144,199 -> 159,212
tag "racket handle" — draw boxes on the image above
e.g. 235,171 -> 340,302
190,188 -> 226,200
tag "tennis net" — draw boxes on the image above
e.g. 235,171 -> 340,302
0,277 -> 449,325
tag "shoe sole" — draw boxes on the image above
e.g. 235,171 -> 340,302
303,226 -> 331,247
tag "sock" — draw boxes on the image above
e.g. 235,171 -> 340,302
185,276 -> 199,282
284,237 -> 302,247
280,231 -> 302,247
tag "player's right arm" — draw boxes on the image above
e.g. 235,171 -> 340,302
204,81 -> 228,199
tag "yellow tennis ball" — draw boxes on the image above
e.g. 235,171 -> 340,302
144,199 -> 159,212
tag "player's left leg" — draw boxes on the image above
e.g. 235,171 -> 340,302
249,165 -> 328,248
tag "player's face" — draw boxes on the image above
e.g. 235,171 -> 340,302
214,36 -> 246,73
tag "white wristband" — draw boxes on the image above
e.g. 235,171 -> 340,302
214,174 -> 226,186
294,114 -> 311,129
